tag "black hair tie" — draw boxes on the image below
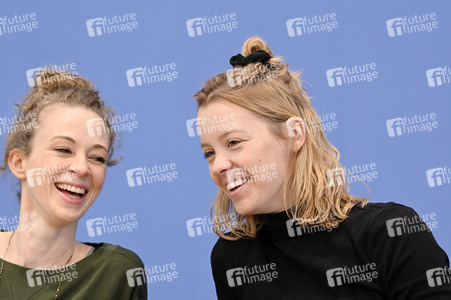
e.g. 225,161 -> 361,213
229,50 -> 271,68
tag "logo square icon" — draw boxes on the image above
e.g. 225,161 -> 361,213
186,18 -> 204,37
386,18 -> 404,37
126,268 -> 147,287
86,18 -> 104,37
226,268 -> 245,287
186,218 -> 204,237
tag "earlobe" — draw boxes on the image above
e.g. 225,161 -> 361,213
285,116 -> 306,152
8,149 -> 27,180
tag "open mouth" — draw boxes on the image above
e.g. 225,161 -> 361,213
55,183 -> 87,199
227,178 -> 248,192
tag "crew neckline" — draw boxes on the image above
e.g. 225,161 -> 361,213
0,232 -> 111,278
261,210 -> 294,242
261,209 -> 344,242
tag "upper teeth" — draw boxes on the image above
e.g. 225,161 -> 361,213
227,178 -> 248,191
56,183 -> 86,195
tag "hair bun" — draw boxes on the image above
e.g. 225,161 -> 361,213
241,36 -> 285,67
241,36 -> 274,58
34,69 -> 94,93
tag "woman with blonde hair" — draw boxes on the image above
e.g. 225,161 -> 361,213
194,37 -> 451,299
0,71 -> 147,299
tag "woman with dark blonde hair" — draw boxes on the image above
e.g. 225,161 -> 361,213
194,37 -> 451,299
0,71 -> 147,299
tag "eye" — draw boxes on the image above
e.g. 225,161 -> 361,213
55,148 -> 71,154
227,140 -> 241,148
92,156 -> 107,164
203,150 -> 214,159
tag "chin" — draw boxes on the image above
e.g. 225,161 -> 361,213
54,208 -> 86,224
234,202 -> 260,216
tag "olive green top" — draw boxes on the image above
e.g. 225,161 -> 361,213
0,241 -> 148,300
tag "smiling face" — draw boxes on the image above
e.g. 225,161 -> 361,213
17,103 -> 109,226
199,100 -> 293,216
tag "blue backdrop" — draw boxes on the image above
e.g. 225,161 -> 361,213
1,1 -> 450,299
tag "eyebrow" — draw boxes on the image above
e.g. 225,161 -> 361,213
50,136 -> 109,152
200,130 -> 247,148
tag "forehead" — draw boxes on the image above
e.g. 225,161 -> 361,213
197,100 -> 276,146
198,100 -> 251,119
39,103 -> 96,126
36,104 -> 109,146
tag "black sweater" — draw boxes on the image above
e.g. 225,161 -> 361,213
211,202 -> 451,299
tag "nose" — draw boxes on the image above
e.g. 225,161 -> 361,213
210,151 -> 233,179
68,154 -> 91,178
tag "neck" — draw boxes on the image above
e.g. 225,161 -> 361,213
6,209 -> 78,269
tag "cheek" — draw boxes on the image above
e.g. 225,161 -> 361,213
209,168 -> 220,185
93,167 -> 107,187
262,160 -> 287,190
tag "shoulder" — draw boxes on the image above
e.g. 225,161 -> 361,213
349,201 -> 414,215
349,204 -> 451,298
87,242 -> 145,269
336,201 -> 441,256
344,201 -> 420,228
345,201 -> 448,261
341,201 -> 433,240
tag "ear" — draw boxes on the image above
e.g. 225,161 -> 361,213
8,149 -> 27,180
285,116 -> 306,152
